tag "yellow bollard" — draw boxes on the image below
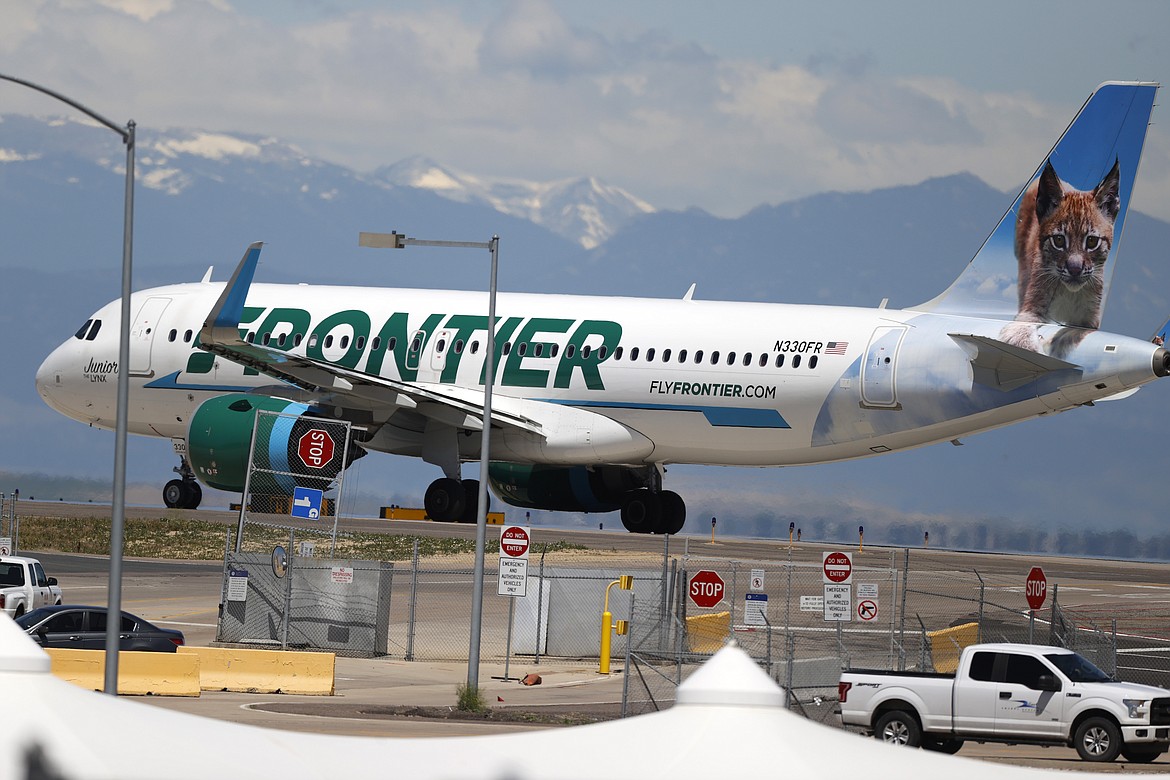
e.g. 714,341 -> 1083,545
598,575 -> 633,674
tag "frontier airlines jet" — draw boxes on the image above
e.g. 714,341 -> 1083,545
36,82 -> 1170,534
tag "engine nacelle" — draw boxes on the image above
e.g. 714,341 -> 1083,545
187,394 -> 363,493
488,463 -> 650,513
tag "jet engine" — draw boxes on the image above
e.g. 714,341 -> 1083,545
186,394 -> 364,494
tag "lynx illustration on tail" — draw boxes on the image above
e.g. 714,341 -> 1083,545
999,159 -> 1121,355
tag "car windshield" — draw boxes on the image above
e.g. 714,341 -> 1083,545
14,607 -> 56,629
1046,652 -> 1114,683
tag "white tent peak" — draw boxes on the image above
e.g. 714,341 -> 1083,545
676,641 -> 786,708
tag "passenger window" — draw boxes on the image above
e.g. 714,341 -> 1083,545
646,348 -> 655,361
550,344 -> 559,357
263,333 -> 272,345
372,337 -> 382,351
277,333 -> 287,347
727,352 -> 736,365
502,342 -> 511,355
598,345 -> 608,359
1005,654 -> 1052,689
968,652 -> 997,682
470,340 -> 479,354
294,334 -> 303,347
437,338 -> 447,352
630,347 -> 640,360
410,337 -> 421,352
678,349 -> 688,362
743,353 -> 752,366
566,344 -> 576,358
246,333 -> 256,344
340,335 -> 350,349
388,337 -> 397,351
184,330 -> 193,343
168,329 -> 177,342
759,354 -> 768,367
582,345 -> 592,358
775,354 -> 784,368
356,336 -> 366,350
694,350 -> 704,363
614,346 -> 623,360
809,355 -> 818,369
533,343 -> 543,357
710,351 -> 720,364
793,354 -> 801,368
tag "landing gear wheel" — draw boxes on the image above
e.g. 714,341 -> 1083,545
163,479 -> 203,509
459,480 -> 483,524
425,478 -> 465,522
874,710 -> 921,747
620,489 -> 661,534
658,490 -> 686,535
1074,716 -> 1122,762
163,480 -> 186,509
184,481 -> 202,510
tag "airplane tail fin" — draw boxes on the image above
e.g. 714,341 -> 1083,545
913,82 -> 1158,326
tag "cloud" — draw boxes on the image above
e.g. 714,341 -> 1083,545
2,1 -> 1165,222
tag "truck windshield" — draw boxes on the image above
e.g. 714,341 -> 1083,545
1045,653 -> 1114,683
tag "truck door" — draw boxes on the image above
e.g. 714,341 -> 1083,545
30,561 -> 52,609
951,650 -> 999,734
993,652 -> 1064,738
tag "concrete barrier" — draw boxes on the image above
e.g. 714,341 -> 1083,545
179,646 -> 335,694
686,611 -> 731,654
925,622 -> 980,673
46,648 -> 201,696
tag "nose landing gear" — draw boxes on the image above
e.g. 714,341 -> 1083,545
163,457 -> 203,509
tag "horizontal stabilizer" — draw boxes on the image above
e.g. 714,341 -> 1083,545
950,333 -> 1079,391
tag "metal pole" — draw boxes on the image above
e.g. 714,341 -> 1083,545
534,550 -> 546,663
406,539 -> 419,661
283,529 -> 294,650
234,411 -> 263,553
898,548 -> 909,671
467,236 -> 499,691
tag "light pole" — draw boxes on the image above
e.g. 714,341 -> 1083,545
0,73 -> 135,695
360,230 -> 498,691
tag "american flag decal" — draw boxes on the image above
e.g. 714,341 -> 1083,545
825,342 -> 848,355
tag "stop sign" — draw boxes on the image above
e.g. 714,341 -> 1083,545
689,570 -> 725,608
1025,566 -> 1047,610
297,429 -> 335,469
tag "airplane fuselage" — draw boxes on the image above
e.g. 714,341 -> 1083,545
37,279 -> 1167,470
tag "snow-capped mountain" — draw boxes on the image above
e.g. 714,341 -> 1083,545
375,156 -> 655,249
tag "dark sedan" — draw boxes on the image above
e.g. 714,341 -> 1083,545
15,605 -> 185,652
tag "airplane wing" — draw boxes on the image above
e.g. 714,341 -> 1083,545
198,243 -> 543,436
949,333 -> 1080,391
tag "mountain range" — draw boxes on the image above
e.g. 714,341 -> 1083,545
2,114 -> 1169,556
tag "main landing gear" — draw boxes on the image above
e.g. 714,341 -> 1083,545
163,457 -> 203,510
424,477 -> 486,523
620,489 -> 686,535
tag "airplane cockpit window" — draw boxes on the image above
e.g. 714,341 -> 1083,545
74,319 -> 102,340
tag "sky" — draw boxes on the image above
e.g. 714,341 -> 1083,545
4,0 -> 1170,220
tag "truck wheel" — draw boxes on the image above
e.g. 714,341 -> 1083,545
923,737 -> 963,755
1120,745 -> 1166,763
14,605 -> 24,618
875,710 -> 922,747
1074,716 -> 1122,762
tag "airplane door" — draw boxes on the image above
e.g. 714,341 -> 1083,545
860,325 -> 906,408
128,297 -> 171,376
429,329 -> 454,373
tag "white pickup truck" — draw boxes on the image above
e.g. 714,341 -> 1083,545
0,556 -> 63,619
838,642 -> 1170,763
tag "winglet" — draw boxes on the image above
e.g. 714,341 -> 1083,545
200,242 -> 263,347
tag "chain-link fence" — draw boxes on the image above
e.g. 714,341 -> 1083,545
211,538 -> 1170,716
